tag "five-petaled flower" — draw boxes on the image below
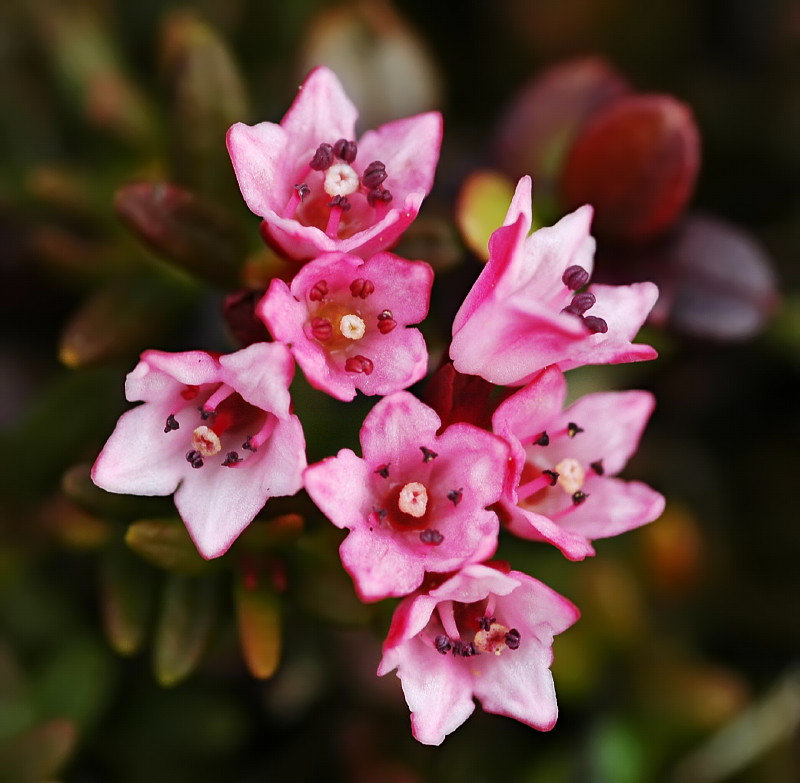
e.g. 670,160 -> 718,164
378,563 -> 580,745
258,251 -> 433,401
303,392 -> 510,601
227,66 -> 443,261
91,343 -> 306,559
492,366 -> 665,560
450,175 -> 659,386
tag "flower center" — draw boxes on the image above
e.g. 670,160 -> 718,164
474,621 -> 514,655
191,425 -> 222,457
554,457 -> 585,495
398,482 -> 428,518
339,313 -> 366,340
432,601 -> 522,658
324,162 -> 360,198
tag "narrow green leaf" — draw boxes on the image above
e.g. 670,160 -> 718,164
126,519 -> 212,575
234,566 -> 281,679
0,719 -> 77,783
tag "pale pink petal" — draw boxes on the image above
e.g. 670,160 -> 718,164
429,563 -> 521,603
492,367 -> 568,444
126,350 -> 220,402
502,174 -> 534,228
501,502 -> 597,560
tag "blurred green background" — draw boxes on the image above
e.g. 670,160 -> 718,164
1,0 -> 798,781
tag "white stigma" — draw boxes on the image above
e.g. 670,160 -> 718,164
324,163 -> 360,197
340,313 -> 366,340
398,482 -> 428,518
554,457 -> 585,495
191,425 -> 222,457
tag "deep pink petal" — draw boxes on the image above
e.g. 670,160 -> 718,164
492,367 -> 568,444
348,328 -> 428,398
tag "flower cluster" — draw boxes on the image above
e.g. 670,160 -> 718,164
92,67 -> 664,745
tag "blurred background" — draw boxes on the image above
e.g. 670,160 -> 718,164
0,0 -> 798,781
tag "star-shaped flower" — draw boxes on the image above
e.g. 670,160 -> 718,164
91,343 -> 306,558
227,66 -> 442,260
378,563 -> 579,745
450,175 -> 659,386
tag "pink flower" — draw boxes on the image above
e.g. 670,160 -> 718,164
91,343 -> 306,558
257,251 -> 433,401
378,563 -> 580,745
450,175 -> 659,386
227,66 -> 443,261
492,366 -> 665,560
303,392 -> 510,601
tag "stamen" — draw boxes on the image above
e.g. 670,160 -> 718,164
516,470 -> 559,501
583,315 -> 609,334
283,183 -> 310,218
437,601 -> 461,640
164,414 -> 180,433
310,317 -> 333,341
572,490 -> 588,505
325,203 -> 343,238
309,143 -> 334,171
420,447 -> 438,463
367,187 -> 392,207
295,183 -> 310,200
567,422 -> 584,438
398,482 -> 428,518
339,314 -> 366,340
434,635 -> 451,654
185,450 -> 204,469
562,291 -> 596,316
451,641 -> 479,657
309,280 -> 328,302
191,425 -> 222,457
222,451 -> 241,467
327,194 -> 352,210
244,415 -> 277,452
349,278 -> 375,299
377,310 -> 396,334
419,529 -> 444,545
478,616 -> 496,631
374,464 -> 390,479
333,138 -> 357,162
590,459 -> 605,476
505,628 -> 521,650
361,160 -> 387,189
533,431 -> 550,446
562,265 -> 590,291
324,163 -> 360,198
554,458 -> 585,495
447,488 -> 463,506
202,384 -> 235,414
344,355 -> 373,374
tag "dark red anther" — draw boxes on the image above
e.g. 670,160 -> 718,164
309,280 -> 328,301
571,490 -> 588,505
434,635 -> 452,654
333,138 -> 357,162
328,195 -> 351,210
563,265 -> 590,290
185,450 -> 204,469
367,187 -> 393,207
294,183 -> 310,200
569,292 -> 596,313
242,437 -> 257,452
542,469 -> 559,486
199,407 -> 214,420
344,355 -> 374,374
164,414 -> 180,433
377,310 -> 396,334
478,616 -> 496,631
309,143 -> 334,170
583,315 -> 609,334
349,278 -> 375,299
447,488 -> 463,506
590,460 -> 605,476
222,451 -> 241,467
505,628 -> 521,650
451,641 -> 479,658
567,422 -> 584,438
534,431 -> 550,446
361,160 -> 388,189
419,529 -> 444,545
310,316 -> 333,341
420,446 -> 438,462
374,464 -> 390,478
373,506 -> 388,520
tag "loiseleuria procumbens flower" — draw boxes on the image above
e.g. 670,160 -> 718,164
492,366 -> 665,560
450,175 -> 659,386
258,251 -> 433,401
378,563 -> 580,745
227,66 -> 443,261
303,392 -> 510,601
91,343 -> 306,559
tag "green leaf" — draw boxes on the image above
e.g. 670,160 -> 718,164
126,519 -> 213,575
0,719 -> 77,783
153,573 -> 219,687
234,566 -> 281,679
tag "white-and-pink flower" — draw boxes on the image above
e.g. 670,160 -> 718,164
258,251 -> 433,401
450,175 -> 659,386
227,66 -> 442,260
492,366 -> 665,560
91,343 -> 306,558
378,563 -> 580,745
303,392 -> 509,601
